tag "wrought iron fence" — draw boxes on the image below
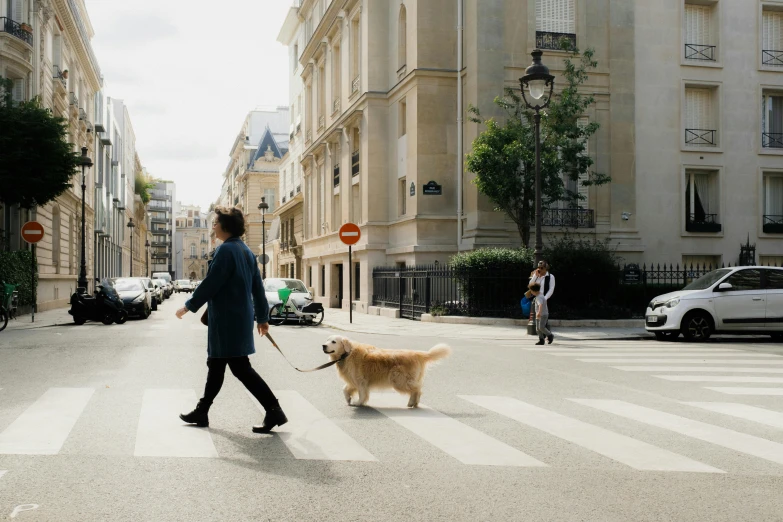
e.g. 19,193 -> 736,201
372,262 -> 773,321
685,128 -> 716,146
685,43 -> 716,61
542,208 -> 594,228
535,31 -> 576,51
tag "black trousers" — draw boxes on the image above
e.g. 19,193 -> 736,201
202,356 -> 278,412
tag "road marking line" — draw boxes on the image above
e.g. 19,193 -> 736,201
0,470 -> 6,480
531,347 -> 742,352
371,393 -> 546,467
552,352 -> 777,358
571,399 -> 783,465
577,359 -> 783,364
253,391 -> 375,461
612,366 -> 783,373
704,387 -> 783,396
684,402 -> 783,429
462,395 -> 721,473
0,388 -> 94,455
134,389 -> 218,458
656,375 -> 783,383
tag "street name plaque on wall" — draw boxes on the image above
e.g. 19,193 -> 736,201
623,264 -> 641,284
423,181 -> 442,195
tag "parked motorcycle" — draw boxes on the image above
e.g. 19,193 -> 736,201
68,279 -> 128,325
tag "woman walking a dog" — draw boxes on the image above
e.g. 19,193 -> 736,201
175,206 -> 288,433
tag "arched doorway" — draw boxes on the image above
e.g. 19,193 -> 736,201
189,271 -> 196,280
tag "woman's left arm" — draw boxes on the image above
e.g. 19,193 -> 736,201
251,261 -> 270,325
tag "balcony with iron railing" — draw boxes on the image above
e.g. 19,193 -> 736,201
535,31 -> 576,51
685,128 -> 717,146
686,213 -> 721,233
764,215 -> 783,233
150,193 -> 172,201
52,65 -> 67,90
762,132 -> 783,149
685,44 -> 716,61
79,108 -> 87,121
296,185 -> 301,194
69,92 -> 78,106
0,17 -> 33,46
762,50 -> 783,67
541,208 -> 595,228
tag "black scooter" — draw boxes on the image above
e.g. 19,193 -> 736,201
68,279 -> 128,325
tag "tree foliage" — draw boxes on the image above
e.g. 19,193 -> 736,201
0,78 -> 81,208
134,173 -> 155,204
464,47 -> 610,247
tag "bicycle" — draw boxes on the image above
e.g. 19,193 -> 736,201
0,282 -> 20,332
268,287 -> 325,327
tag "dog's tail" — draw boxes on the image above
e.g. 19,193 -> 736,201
424,344 -> 452,362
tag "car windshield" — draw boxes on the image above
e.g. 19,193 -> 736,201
682,269 -> 731,290
114,279 -> 144,292
264,279 -> 307,293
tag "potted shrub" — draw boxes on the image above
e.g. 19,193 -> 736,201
20,23 -> 32,34
62,69 -> 68,79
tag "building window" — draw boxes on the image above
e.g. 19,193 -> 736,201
351,128 -> 360,177
762,91 -> 783,149
398,5 -> 407,70
333,159 -> 340,187
763,173 -> 783,233
318,64 -> 325,130
332,43 -> 341,112
11,78 -> 25,103
684,3 -> 716,62
354,262 -> 360,300
293,44 -> 299,72
399,177 -> 407,217
190,244 -> 196,257
264,188 -> 276,212
350,16 -> 361,94
321,265 -> 326,296
535,0 -> 576,50
52,206 -> 61,273
762,8 -> 783,67
399,98 -> 407,137
685,170 -> 721,232
684,87 -> 717,147
308,266 -> 313,287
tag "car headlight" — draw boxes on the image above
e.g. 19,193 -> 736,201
131,293 -> 144,304
664,298 -> 680,309
648,301 -> 654,310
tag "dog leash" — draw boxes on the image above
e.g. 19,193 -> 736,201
265,333 -> 347,373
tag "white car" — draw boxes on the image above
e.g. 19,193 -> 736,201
175,280 -> 194,293
264,278 -> 313,310
645,266 -> 783,342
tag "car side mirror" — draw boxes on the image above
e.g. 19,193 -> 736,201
716,282 -> 733,292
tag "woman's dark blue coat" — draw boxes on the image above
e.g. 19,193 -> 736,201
185,237 -> 270,358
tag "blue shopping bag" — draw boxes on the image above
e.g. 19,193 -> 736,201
520,296 -> 531,316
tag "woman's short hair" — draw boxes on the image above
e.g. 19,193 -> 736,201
214,206 -> 245,237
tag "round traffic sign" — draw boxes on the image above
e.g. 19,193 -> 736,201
258,253 -> 270,265
21,221 -> 45,244
339,223 -> 361,246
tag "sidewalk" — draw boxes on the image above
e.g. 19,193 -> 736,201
3,306 -> 74,331
321,309 -> 651,341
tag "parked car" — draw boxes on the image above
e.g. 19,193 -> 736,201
152,279 -> 169,300
152,272 -> 172,286
139,277 -> 160,310
154,278 -> 172,299
175,280 -> 194,293
264,278 -> 313,311
113,277 -> 153,319
645,266 -> 783,342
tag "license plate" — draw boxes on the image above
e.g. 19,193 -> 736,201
647,316 -> 658,323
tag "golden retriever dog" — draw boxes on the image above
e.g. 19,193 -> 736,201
322,335 -> 451,408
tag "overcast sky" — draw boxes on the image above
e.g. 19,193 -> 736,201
85,0 -> 291,210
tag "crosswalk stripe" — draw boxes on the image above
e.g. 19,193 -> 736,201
0,388 -> 94,455
577,359 -> 783,364
704,387 -> 783,396
255,391 -> 376,461
532,348 -> 742,353
0,470 -> 6,480
612,366 -> 783,373
571,399 -> 783,466
370,393 -> 545,467
134,389 -> 218,458
553,352 -> 778,358
655,376 -> 783,383
461,395 -> 721,473
684,402 -> 783,429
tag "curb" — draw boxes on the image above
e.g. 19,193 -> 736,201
420,314 -> 644,328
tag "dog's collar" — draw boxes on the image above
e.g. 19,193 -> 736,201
336,352 -> 349,365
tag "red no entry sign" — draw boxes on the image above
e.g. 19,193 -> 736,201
339,223 -> 361,246
21,221 -> 45,244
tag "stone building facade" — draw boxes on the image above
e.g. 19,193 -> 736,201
174,206 -> 208,280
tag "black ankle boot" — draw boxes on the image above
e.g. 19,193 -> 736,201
252,406 -> 288,434
179,400 -> 210,427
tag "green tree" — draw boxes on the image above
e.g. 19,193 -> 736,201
134,174 -> 155,204
465,47 -> 610,247
0,78 -> 81,209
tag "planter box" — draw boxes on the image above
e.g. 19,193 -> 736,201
686,222 -> 722,233
763,223 -> 783,234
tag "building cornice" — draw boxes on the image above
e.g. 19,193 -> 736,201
300,0 -> 343,67
53,0 -> 101,90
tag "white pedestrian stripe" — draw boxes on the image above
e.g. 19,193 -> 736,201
552,352 -> 778,358
704,387 -> 783,396
0,388 -> 94,455
613,366 -> 783,373
532,347 -> 742,353
461,395 -> 721,473
371,393 -> 545,467
572,399 -> 783,466
656,376 -> 783,383
684,402 -> 783,429
0,470 -> 6,480
257,391 -> 376,461
577,359 -> 783,365
134,389 -> 218,458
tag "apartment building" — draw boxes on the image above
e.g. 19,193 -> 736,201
149,181 -> 176,276
0,0 -> 101,310
174,205 -> 209,280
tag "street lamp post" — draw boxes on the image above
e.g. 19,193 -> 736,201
258,197 -> 269,279
145,239 -> 150,278
78,147 -> 93,292
127,218 -> 135,276
519,49 -> 555,266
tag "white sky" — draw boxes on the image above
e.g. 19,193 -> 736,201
85,0 -> 292,210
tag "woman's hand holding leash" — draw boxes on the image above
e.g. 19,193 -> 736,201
175,307 -> 188,319
257,323 -> 269,336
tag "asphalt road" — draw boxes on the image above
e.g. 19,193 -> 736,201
1,294 -> 782,521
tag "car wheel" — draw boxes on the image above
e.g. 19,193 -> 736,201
115,310 -> 128,324
142,305 -> 151,319
101,313 -> 115,325
681,311 -> 713,342
73,315 -> 86,325
152,299 -> 158,311
654,331 -> 679,342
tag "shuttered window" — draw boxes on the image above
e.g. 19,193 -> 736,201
762,93 -> 783,148
11,78 -> 24,103
685,88 -> 716,145
764,175 -> 783,217
536,0 -> 575,34
684,5 -> 711,46
763,11 -> 783,52
11,0 -> 24,22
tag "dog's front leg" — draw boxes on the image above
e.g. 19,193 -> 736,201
355,385 -> 369,407
343,384 -> 356,405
